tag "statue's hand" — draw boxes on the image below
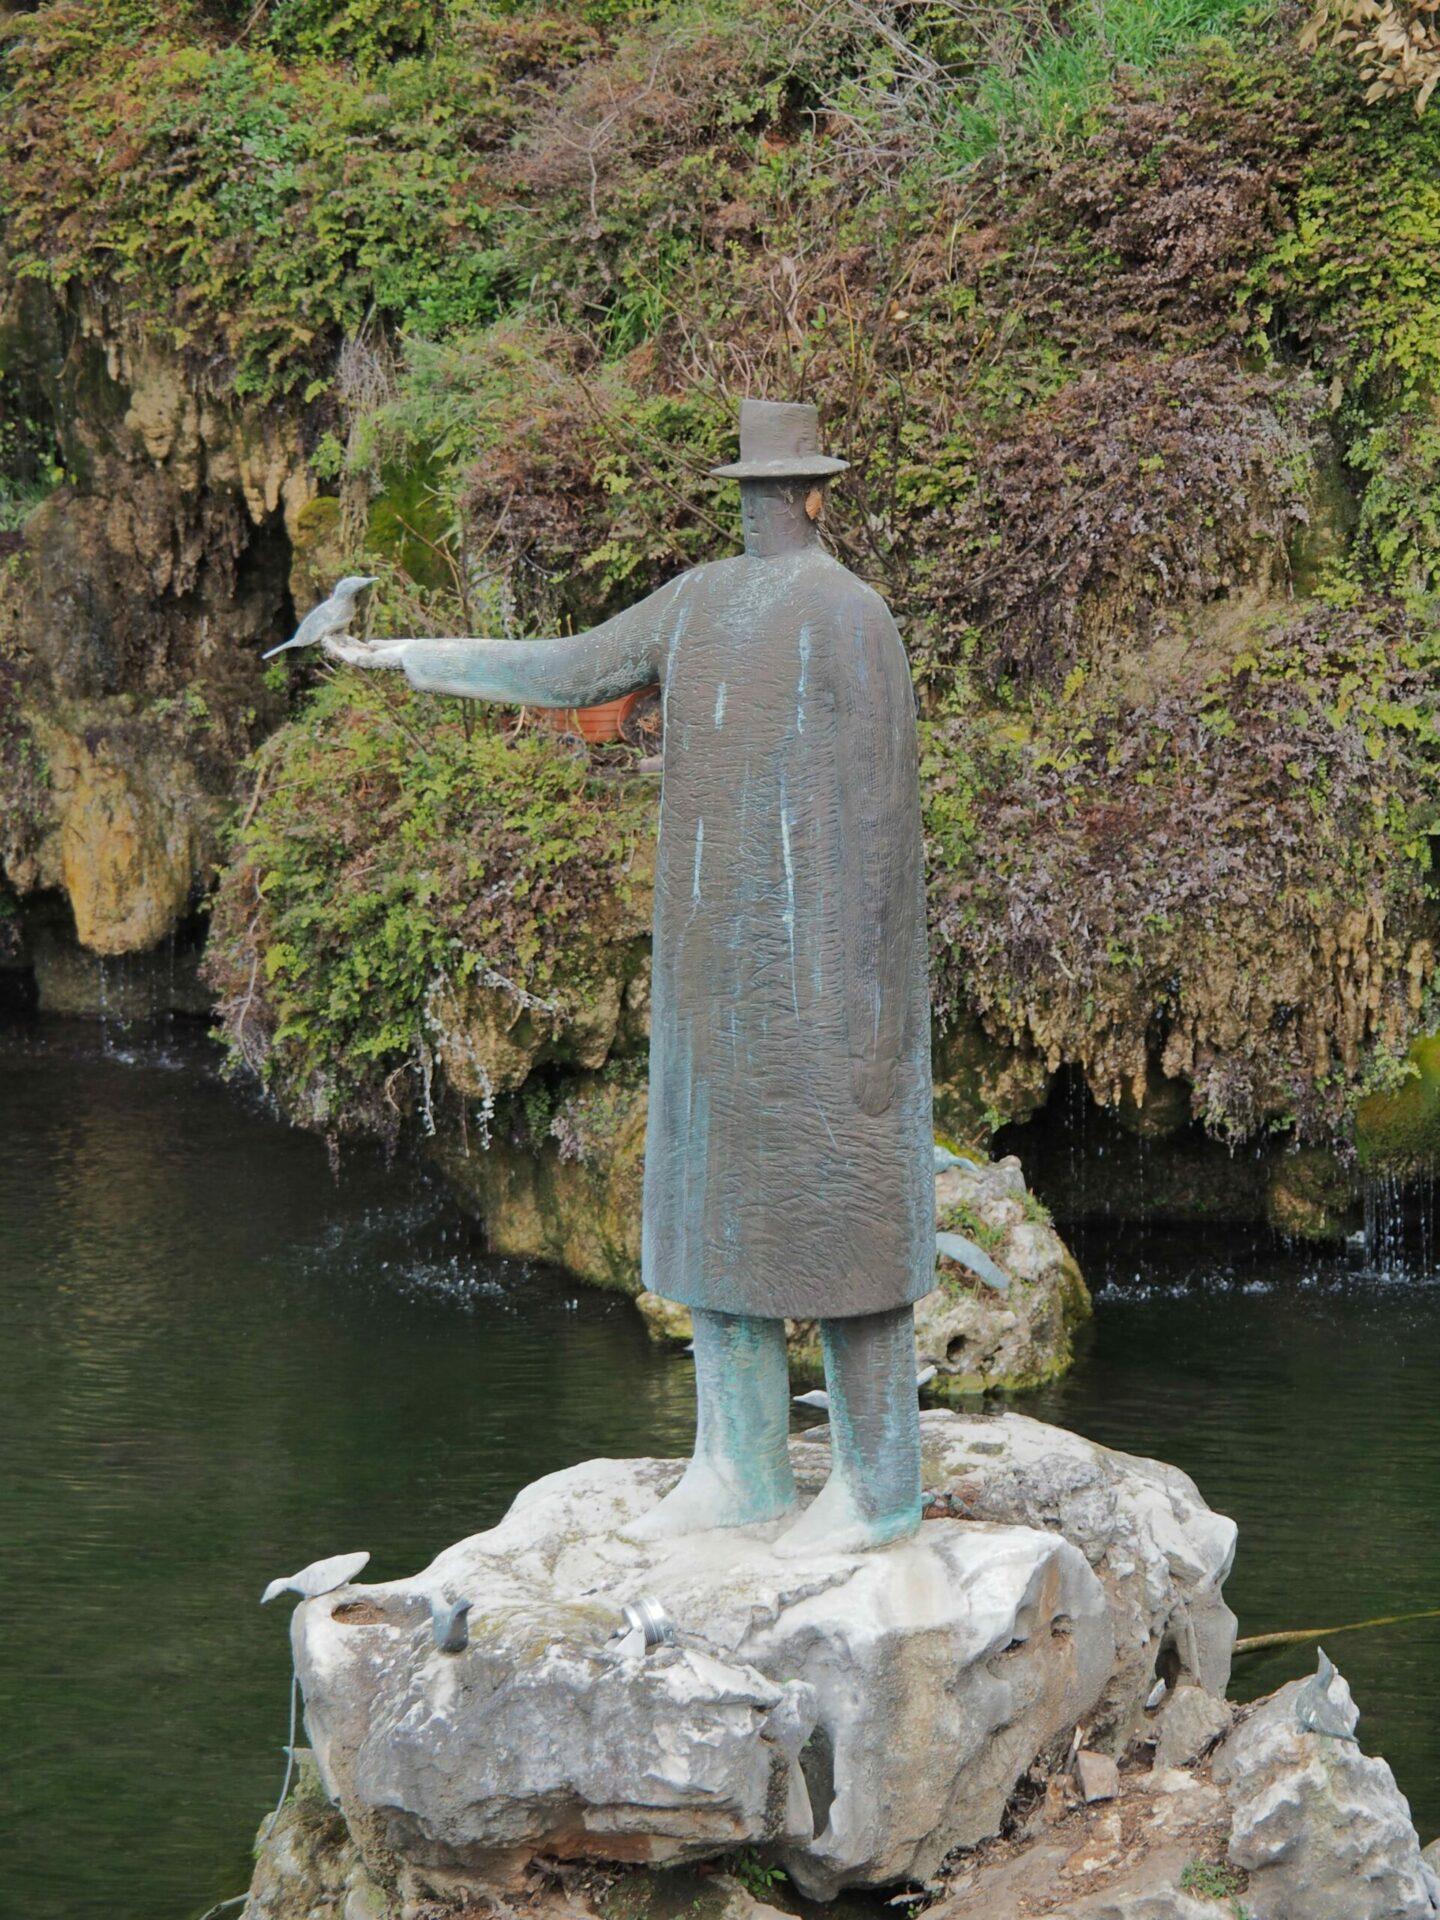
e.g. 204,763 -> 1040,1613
323,635 -> 407,669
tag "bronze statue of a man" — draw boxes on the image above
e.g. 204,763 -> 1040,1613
329,400 -> 933,1554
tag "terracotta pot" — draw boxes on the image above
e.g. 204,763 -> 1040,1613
537,685 -> 661,746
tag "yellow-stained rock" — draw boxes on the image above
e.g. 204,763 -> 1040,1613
427,968 -> 628,1100
43,725 -> 204,954
433,1074 -> 647,1293
634,1291 -> 693,1344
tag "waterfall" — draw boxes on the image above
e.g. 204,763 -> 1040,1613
1360,1165 -> 1437,1279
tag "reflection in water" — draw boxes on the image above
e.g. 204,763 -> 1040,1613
0,1019 -> 697,1920
2,1019 -> 1437,1920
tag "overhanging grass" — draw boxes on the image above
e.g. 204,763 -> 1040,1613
940,0 -> 1278,163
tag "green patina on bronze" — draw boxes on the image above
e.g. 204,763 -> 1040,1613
327,400 -> 929,1547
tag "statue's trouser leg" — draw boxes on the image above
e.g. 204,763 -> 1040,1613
817,1305 -> 922,1544
687,1308 -> 797,1521
630,1308 -> 797,1536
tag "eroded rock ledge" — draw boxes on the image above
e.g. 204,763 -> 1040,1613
259,1412 -> 1236,1907
244,1411 -> 1437,1920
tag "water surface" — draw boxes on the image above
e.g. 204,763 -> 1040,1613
0,1018 -> 696,1919
1032,1222 -> 1440,1834
1,1018 -> 1436,1920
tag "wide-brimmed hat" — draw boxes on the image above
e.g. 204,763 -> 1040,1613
710,399 -> 849,480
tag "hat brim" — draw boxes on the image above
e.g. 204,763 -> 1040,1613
709,455 -> 849,480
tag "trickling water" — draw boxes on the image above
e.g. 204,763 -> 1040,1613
1361,1165 -> 1439,1279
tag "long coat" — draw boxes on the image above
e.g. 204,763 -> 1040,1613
397,546 -> 934,1320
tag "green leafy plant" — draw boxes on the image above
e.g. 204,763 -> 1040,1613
732,1849 -> 788,1899
205,669 -> 657,1136
1180,1858 -> 1247,1898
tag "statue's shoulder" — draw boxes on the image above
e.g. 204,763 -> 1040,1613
673,556 -> 732,592
804,551 -> 898,628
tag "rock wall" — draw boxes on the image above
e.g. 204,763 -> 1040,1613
0,282 -> 310,1000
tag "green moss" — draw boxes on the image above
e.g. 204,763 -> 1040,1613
366,461 -> 455,594
205,672 -> 657,1136
0,0 -> 558,399
1356,1035 -> 1440,1171
20,0 -> 1434,1161
937,1200 -> 1006,1260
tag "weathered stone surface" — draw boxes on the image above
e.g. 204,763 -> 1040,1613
1150,1684 -> 1233,1773
1074,1751 -> 1119,1803
289,1412 -> 1235,1906
0,283 -> 299,972
1265,1144 -> 1360,1242
924,1414 -> 1236,1743
928,1763 -> 1230,1920
1112,1060 -> 1194,1140
910,1661 -> 1433,1920
635,1290 -> 694,1344
932,1013 -> 1051,1145
244,1751 -> 388,1920
25,902 -> 210,1016
246,1794 -> 797,1920
1212,1670 -> 1437,1919
42,722 -> 209,953
925,1153 -> 1091,1394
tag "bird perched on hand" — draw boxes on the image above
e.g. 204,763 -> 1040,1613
262,576 -> 378,660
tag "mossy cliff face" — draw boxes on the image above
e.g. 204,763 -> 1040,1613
0,279 -> 310,993
434,1069 -> 649,1293
8,2 -> 1440,1223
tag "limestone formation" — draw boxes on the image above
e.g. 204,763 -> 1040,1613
435,1071 -> 649,1294
285,1412 -> 1235,1907
1149,1684 -> 1233,1774
0,283 -> 305,981
928,1760 -> 1232,1919
1212,1671 -> 1438,1919
923,1153 -> 1091,1394
881,1659 -> 1435,1920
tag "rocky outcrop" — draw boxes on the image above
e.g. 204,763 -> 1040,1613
922,1152 -> 1091,1394
435,1070 -> 649,1294
247,1668 -> 1440,1920
1213,1668 -> 1439,1920
0,283 -> 308,991
932,1659 -> 1438,1920
277,1411 -> 1235,1908
638,1151 -> 1091,1394
245,1425 -> 1437,1920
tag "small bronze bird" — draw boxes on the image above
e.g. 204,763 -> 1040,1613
263,576 -> 378,660
1295,1648 -> 1359,1742
429,1594 -> 473,1655
261,1550 -> 370,1605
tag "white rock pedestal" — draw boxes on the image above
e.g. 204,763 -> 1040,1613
290,1412 -> 1235,1907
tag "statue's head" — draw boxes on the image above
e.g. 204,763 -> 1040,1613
712,400 -> 847,549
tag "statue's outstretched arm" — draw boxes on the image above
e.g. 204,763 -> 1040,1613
832,596 -> 926,1118
327,573 -> 693,705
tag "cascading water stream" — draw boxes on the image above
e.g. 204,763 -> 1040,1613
1359,1163 -> 1437,1280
